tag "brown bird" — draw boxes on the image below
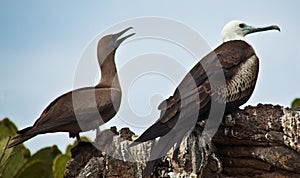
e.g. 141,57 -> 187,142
130,20 -> 280,176
8,27 -> 135,148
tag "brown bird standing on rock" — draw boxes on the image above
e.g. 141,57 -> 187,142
130,20 -> 280,176
8,27 -> 135,148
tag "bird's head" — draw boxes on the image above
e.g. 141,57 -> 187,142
221,20 -> 280,42
97,27 -> 135,63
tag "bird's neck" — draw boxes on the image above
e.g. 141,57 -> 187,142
222,35 -> 245,42
96,52 -> 120,89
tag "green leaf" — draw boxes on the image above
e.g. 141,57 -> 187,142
0,118 -> 30,178
0,118 -> 18,163
0,118 -> 18,139
291,98 -> 300,109
0,144 -> 30,178
15,146 -> 61,178
52,154 -> 70,178
15,160 -> 48,178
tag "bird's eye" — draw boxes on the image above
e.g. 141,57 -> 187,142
239,23 -> 246,28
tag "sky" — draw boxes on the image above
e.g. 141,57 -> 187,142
1,1 -> 300,153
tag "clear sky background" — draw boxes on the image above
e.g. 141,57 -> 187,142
1,1 -> 299,153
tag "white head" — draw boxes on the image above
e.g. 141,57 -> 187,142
221,20 -> 280,42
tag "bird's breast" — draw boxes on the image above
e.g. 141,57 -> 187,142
214,55 -> 259,104
227,55 -> 259,103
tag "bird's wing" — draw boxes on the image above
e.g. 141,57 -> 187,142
158,40 -> 254,122
71,87 -> 121,122
22,87 -> 121,136
133,40 -> 254,144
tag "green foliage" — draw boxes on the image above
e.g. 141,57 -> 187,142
291,98 -> 300,109
0,118 -> 18,164
15,160 -> 48,178
0,118 -> 18,138
0,145 -> 30,178
15,146 -> 61,178
0,118 -> 95,178
0,118 -> 77,178
52,136 -> 91,178
0,118 -> 31,178
64,144 -> 74,158
52,154 -> 70,178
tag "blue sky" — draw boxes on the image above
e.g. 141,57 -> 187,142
1,1 -> 299,153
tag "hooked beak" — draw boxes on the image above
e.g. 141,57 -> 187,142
113,27 -> 135,47
246,24 -> 281,35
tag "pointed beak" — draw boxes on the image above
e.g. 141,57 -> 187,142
113,27 -> 135,46
246,25 -> 281,35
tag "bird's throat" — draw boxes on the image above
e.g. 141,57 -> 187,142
97,53 -> 120,89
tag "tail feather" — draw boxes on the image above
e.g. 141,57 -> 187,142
129,122 -> 171,147
143,132 -> 185,176
8,127 -> 36,148
142,114 -> 194,176
8,134 -> 36,148
143,159 -> 160,177
17,126 -> 33,134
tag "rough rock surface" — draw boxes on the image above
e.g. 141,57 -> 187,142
64,104 -> 300,178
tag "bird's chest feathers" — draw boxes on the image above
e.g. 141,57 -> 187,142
225,55 -> 259,102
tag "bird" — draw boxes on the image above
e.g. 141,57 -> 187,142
130,20 -> 280,176
8,27 -> 135,148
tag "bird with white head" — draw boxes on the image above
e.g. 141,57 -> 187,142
131,20 -> 280,176
222,20 -> 280,42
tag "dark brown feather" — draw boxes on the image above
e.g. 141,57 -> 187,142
157,40 -> 257,125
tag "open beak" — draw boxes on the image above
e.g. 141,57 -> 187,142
113,27 -> 135,46
247,25 -> 281,35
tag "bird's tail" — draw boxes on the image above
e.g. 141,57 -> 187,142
143,159 -> 160,177
8,126 -> 36,148
143,132 -> 186,176
129,122 -> 171,147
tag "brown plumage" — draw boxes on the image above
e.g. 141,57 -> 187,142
132,40 -> 258,145
8,27 -> 135,148
131,21 -> 280,176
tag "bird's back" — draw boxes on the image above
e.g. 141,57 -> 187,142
8,87 -> 121,148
